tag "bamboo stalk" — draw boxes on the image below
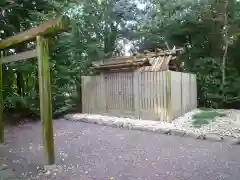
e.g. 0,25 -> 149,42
37,36 -> 55,165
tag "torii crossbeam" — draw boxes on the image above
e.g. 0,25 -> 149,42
0,16 -> 70,165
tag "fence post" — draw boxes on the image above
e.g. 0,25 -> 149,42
0,54 -> 3,143
166,71 -> 172,122
37,36 -> 55,165
133,70 -> 140,119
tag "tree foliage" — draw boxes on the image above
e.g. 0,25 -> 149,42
1,0 -> 240,122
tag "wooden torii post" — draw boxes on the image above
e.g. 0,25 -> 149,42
0,16 -> 69,165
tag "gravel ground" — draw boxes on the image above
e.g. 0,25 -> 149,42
0,119 -> 240,180
70,109 -> 240,138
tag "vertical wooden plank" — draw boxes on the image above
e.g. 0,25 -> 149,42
166,71 -> 172,122
133,70 -> 140,118
112,73 -> 114,111
86,77 -> 90,113
151,72 -> 154,111
94,77 -> 97,113
129,72 -> 132,113
148,72 -> 151,111
144,72 -> 147,111
151,72 -> 154,119
125,73 -> 128,112
194,74 -> 198,108
126,72 -> 129,113
83,77 -> 87,113
115,73 -> 117,111
122,73 -> 125,112
141,72 -> 144,111
170,71 -> 182,119
180,73 -> 183,116
116,73 -> 119,111
126,73 -> 129,112
83,76 -> 88,113
142,72 -> 145,112
131,72 -> 134,114
162,72 -> 167,121
157,72 -> 163,121
193,74 -> 197,109
109,74 -> 111,111
87,77 -> 90,113
189,73 -> 192,111
100,73 -> 107,113
81,76 -> 85,113
116,73 -> 119,112
191,74 -> 194,110
157,72 -> 160,120
139,72 -> 142,118
0,54 -> 4,143
120,73 -> 123,113
143,72 -> 146,111
124,73 -> 126,113
130,73 -> 133,113
146,72 -> 149,111
105,74 -> 109,112
109,74 -> 112,111
90,77 -> 93,113
170,72 -> 174,119
158,72 -> 162,121
149,72 -> 152,110
37,36 -> 55,165
155,72 -> 158,120
182,73 -> 186,114
108,74 -> 111,111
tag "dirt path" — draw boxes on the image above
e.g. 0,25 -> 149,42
0,119 -> 240,180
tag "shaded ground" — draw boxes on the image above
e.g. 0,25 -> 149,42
1,119 -> 240,179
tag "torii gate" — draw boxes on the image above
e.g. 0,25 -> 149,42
0,16 -> 69,165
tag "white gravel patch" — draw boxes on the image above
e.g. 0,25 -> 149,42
177,109 -> 240,137
69,109 -> 240,138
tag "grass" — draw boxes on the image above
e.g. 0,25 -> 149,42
198,107 -> 213,111
192,109 -> 226,128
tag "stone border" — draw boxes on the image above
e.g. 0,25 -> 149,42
64,114 -> 240,145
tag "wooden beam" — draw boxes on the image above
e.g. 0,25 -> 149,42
37,36 -> 55,165
0,55 -> 3,143
92,59 -> 149,67
0,16 -> 70,50
92,61 -> 150,70
2,49 -> 37,64
95,49 -> 183,67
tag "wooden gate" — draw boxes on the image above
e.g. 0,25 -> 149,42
104,72 -> 134,117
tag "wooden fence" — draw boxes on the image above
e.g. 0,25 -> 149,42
81,71 -> 197,122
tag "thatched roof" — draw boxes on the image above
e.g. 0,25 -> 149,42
92,48 -> 183,72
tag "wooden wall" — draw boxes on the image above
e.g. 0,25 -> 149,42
81,71 -> 197,122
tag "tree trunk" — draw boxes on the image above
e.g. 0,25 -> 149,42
221,1 -> 229,102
